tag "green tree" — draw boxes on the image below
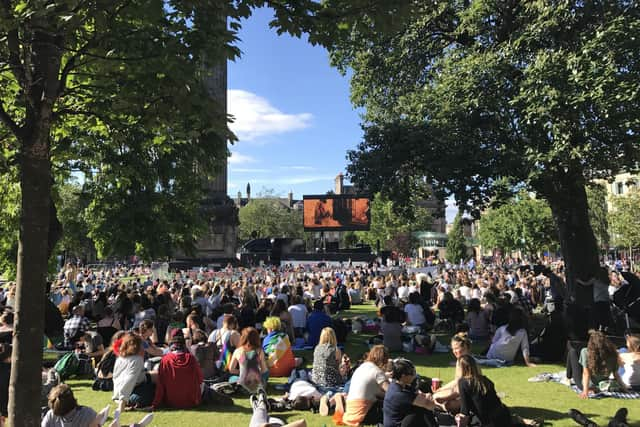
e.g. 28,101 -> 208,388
446,213 -> 467,263
609,189 -> 640,257
0,2 -> 255,423
238,193 -> 303,242
286,1 -> 640,305
479,193 -> 558,257
586,183 -> 610,250
355,193 -> 432,254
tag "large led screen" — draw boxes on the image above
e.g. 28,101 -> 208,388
303,195 -> 371,231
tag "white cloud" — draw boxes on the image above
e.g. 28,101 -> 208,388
231,168 -> 271,173
249,175 -> 334,185
280,165 -> 315,171
228,89 -> 313,141
228,152 -> 256,165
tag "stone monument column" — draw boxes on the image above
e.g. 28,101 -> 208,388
191,57 -> 239,261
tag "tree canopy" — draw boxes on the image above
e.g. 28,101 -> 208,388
609,189 -> 640,251
0,1 -> 266,423
238,192 -> 303,242
355,193 -> 433,254
446,213 -> 467,263
478,192 -> 558,257
277,0 -> 640,304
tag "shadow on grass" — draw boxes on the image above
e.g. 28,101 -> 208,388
510,406 -> 575,423
190,401 -> 253,414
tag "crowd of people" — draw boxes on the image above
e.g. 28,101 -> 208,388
0,257 -> 637,426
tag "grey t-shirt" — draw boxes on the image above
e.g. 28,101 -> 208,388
41,406 -> 97,427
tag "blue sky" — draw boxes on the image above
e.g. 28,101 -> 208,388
227,7 -> 457,222
227,7 -> 360,198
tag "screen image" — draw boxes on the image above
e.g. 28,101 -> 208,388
303,195 -> 371,231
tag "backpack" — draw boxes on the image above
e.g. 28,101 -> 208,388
54,352 -> 79,380
96,350 -> 116,377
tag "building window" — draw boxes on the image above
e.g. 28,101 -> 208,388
617,182 -> 624,195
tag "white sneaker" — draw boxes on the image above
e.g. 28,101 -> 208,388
96,405 -> 110,426
137,413 -> 154,427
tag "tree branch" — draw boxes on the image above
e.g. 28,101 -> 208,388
0,101 -> 21,139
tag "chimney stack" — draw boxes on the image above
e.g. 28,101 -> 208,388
288,191 -> 293,208
335,173 -> 344,194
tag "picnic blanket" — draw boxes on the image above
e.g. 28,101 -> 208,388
528,372 -> 640,399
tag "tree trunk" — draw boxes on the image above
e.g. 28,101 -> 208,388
544,174 -> 600,307
8,26 -> 61,427
9,131 -> 53,426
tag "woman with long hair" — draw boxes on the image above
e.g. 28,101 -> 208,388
579,330 -> 627,398
311,327 -> 344,388
340,345 -> 390,426
228,327 -> 269,393
486,308 -> 536,366
433,333 -> 474,412
456,355 -> 511,427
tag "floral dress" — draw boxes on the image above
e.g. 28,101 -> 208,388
312,343 -> 341,387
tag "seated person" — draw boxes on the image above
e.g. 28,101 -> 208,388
0,344 -> 10,426
112,333 -> 150,412
486,308 -> 536,366
437,292 -> 464,325
456,355 -> 510,427
340,345 -> 390,427
466,299 -> 490,341
190,329 -> 218,380
63,305 -> 90,348
79,331 -> 106,361
578,330 -> 627,399
620,332 -> 640,391
229,327 -> 268,394
404,292 -> 427,328
433,333 -> 474,412
379,297 -> 405,352
262,317 -> 302,377
42,384 -> 99,427
311,327 -> 344,389
152,329 -> 203,409
307,301 -> 333,347
383,358 -> 437,427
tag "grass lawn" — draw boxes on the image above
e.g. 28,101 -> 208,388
68,303 -> 639,426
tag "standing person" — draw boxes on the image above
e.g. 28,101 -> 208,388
340,345 -> 390,426
383,358 -> 437,427
455,355 -> 511,427
228,327 -> 269,394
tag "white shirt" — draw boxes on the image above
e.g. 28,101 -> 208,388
404,304 -> 426,326
397,285 -> 410,300
486,325 -> 529,362
288,304 -> 308,329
